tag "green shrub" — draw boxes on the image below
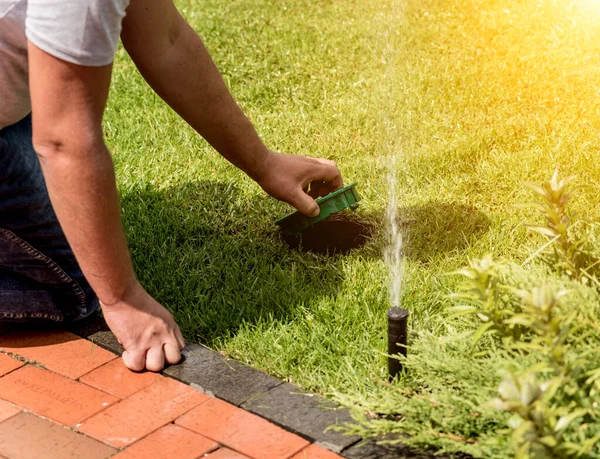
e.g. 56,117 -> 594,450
520,169 -> 597,280
342,171 -> 600,459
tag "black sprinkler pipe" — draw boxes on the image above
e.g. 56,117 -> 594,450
387,307 -> 409,380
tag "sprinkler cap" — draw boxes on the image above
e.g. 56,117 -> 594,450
276,182 -> 361,235
387,307 -> 409,321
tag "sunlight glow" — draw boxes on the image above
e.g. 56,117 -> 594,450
576,0 -> 600,15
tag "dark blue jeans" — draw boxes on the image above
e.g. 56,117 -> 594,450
0,114 -> 98,322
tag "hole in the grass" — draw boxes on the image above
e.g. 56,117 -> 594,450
282,214 -> 371,255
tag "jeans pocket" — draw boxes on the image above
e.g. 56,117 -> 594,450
0,227 -> 87,321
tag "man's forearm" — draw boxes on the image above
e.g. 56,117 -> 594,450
37,142 -> 137,306
28,42 -> 137,307
122,14 -> 268,180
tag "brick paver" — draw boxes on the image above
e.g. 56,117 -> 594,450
0,330 -> 116,379
0,353 -> 23,377
206,448 -> 251,458
80,357 -> 162,399
0,412 -> 116,459
78,377 -> 208,447
291,444 -> 345,459
0,329 -> 344,459
0,365 -> 118,426
0,400 -> 20,424
111,423 -> 218,458
177,398 -> 310,458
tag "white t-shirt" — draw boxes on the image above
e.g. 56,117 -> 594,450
0,0 -> 130,130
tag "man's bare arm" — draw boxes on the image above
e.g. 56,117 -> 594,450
121,0 -> 343,216
29,43 -> 134,305
28,42 -> 184,372
121,0 -> 268,178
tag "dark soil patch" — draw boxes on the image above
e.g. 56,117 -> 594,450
282,214 -> 371,255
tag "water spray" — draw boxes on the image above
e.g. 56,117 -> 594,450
385,154 -> 408,380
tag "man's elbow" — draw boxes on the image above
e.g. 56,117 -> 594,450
32,135 -> 68,161
32,131 -> 105,163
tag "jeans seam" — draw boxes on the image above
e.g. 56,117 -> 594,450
0,311 -> 60,320
0,228 -> 87,316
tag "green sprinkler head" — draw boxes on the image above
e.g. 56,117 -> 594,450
276,182 -> 361,236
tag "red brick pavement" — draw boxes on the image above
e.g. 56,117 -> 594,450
0,330 -> 341,459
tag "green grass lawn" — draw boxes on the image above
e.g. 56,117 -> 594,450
106,0 -> 600,457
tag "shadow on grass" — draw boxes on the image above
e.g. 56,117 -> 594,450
119,180 -> 353,345
395,202 -> 491,264
118,179 -> 488,344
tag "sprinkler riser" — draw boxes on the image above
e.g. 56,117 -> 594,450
387,307 -> 408,380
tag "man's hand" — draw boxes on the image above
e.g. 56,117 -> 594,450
101,282 -> 185,372
255,151 -> 344,217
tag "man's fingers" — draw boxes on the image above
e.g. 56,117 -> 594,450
258,153 -> 344,217
164,342 -> 182,365
292,159 -> 342,215
145,346 -> 165,372
311,160 -> 343,191
331,173 -> 343,190
123,349 -> 146,372
123,339 -> 181,373
288,190 -> 320,217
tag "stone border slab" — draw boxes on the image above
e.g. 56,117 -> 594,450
164,343 -> 283,406
241,382 -> 360,453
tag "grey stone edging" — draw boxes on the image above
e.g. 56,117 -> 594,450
165,344 -> 283,406
70,314 -> 469,458
241,382 -> 360,453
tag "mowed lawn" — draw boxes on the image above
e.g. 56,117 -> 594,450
105,0 -> 600,457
